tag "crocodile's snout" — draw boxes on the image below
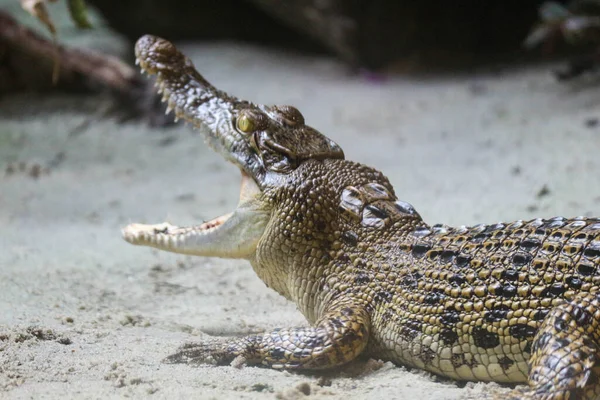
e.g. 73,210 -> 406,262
134,35 -> 187,75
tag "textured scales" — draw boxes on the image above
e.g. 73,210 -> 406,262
123,35 -> 600,399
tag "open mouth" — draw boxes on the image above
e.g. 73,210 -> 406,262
191,213 -> 232,232
122,169 -> 268,259
125,36 -> 270,259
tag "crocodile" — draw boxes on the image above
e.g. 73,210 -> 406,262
122,35 -> 600,399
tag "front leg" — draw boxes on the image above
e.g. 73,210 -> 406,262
165,301 -> 370,369
505,293 -> 600,399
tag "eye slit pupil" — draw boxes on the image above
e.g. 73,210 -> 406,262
237,115 -> 254,133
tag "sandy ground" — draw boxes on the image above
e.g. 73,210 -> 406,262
2,37 -> 600,400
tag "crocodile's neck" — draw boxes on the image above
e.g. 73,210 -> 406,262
250,158 -> 428,323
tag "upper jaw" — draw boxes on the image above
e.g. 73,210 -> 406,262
134,35 -> 264,183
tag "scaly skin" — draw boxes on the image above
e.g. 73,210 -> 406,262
122,35 -> 600,399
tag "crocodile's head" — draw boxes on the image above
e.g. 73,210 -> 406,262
133,36 -> 343,183
123,36 -> 347,289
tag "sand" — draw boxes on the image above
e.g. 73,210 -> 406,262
2,38 -> 600,400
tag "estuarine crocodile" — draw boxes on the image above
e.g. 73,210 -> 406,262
122,35 -> 600,399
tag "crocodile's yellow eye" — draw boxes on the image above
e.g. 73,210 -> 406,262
237,115 -> 254,133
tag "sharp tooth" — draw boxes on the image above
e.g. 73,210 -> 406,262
161,93 -> 168,103
135,58 -> 140,65
174,111 -> 185,123
165,103 -> 174,114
